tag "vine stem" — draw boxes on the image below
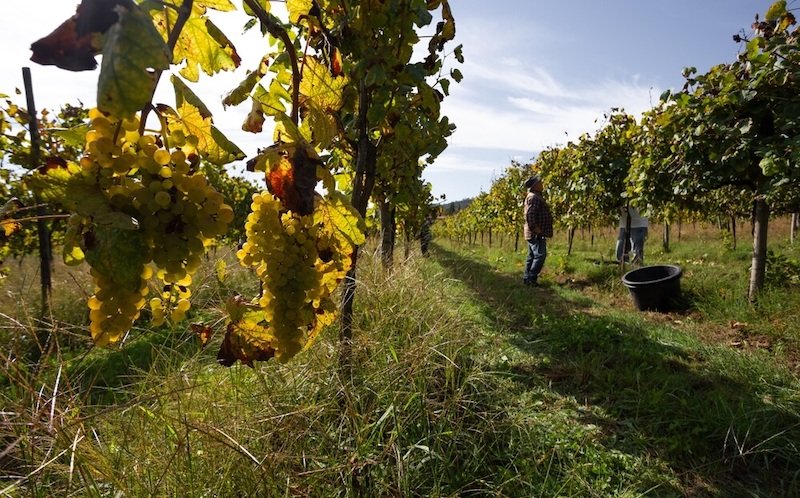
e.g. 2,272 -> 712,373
138,0 -> 194,135
3,214 -> 71,224
241,0 -> 301,125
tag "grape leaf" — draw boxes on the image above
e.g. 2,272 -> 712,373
0,220 -> 20,237
299,57 -> 348,112
48,125 -> 90,148
766,1 -> 787,21
167,76 -> 245,165
152,8 -> 241,82
29,17 -> 100,71
196,0 -> 236,12
30,0 -> 136,71
190,322 -> 214,348
243,0 -> 270,16
84,226 -> 149,292
97,2 -> 171,118
223,56 -> 270,108
287,0 -> 312,24
314,193 -> 366,247
26,163 -> 140,230
63,215 -> 86,266
218,296 -> 275,367
252,80 -> 290,118
242,99 -> 266,133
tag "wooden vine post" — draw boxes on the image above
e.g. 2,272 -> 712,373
22,67 -> 54,362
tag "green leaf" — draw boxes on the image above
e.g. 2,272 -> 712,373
48,125 -> 90,148
439,78 -> 450,96
450,68 -> 463,83
84,226 -> 149,292
454,44 -> 464,63
315,193 -> 366,247
97,3 -> 171,118
223,57 -> 270,108
169,75 -> 245,164
765,1 -> 787,21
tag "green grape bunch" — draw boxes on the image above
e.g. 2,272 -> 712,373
223,188 -> 352,365
32,108 -> 234,345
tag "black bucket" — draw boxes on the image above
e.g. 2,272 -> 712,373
621,265 -> 682,312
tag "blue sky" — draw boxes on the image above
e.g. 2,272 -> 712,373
0,0 -> 778,201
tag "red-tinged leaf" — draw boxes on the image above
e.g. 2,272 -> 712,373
217,323 -> 275,367
331,47 -> 343,77
38,156 -> 69,175
30,0 -> 136,72
241,99 -> 265,133
266,149 -> 295,204
261,143 -> 318,215
190,323 -> 213,348
30,17 -> 99,71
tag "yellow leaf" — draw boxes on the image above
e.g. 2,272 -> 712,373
63,244 -> 85,266
196,0 -> 236,11
151,8 -> 240,83
287,0 -> 312,23
299,57 -> 348,112
1,219 -> 20,237
314,193 -> 366,247
766,1 -> 787,21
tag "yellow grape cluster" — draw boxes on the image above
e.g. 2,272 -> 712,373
87,265 -> 150,346
235,192 -> 346,361
77,109 -> 233,341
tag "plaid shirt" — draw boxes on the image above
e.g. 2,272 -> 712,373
523,191 -> 553,240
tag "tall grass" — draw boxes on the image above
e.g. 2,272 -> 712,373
2,221 -> 800,497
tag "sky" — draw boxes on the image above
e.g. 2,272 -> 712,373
0,0 -> 780,202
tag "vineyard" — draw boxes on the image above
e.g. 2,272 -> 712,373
1,0 -> 800,496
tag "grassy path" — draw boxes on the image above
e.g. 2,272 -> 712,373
428,242 -> 800,497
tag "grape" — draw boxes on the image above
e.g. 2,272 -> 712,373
154,191 -> 172,209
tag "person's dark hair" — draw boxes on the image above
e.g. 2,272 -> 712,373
523,175 -> 542,189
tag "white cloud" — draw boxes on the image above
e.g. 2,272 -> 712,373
440,57 -> 661,156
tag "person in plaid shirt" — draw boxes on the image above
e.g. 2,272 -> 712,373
522,175 -> 553,286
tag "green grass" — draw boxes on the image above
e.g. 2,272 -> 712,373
2,222 -> 800,496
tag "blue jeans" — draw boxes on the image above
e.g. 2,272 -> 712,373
524,236 -> 547,283
616,227 -> 647,264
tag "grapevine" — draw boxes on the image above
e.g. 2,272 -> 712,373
21,0 -> 456,366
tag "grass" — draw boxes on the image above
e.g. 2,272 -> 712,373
1,219 -> 799,496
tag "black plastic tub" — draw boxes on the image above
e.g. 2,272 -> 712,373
621,265 -> 682,312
